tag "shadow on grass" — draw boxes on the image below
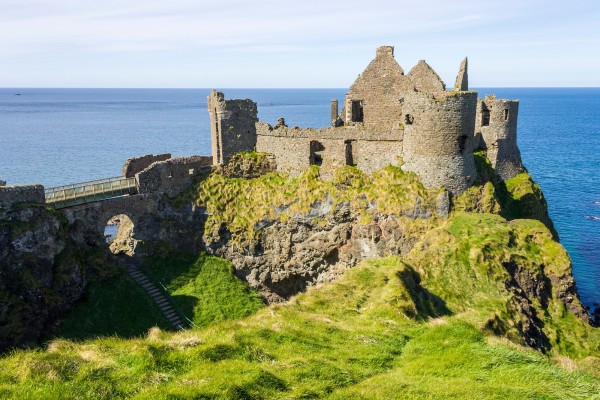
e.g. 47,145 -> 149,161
397,266 -> 452,320
48,273 -> 172,341
170,294 -> 198,323
471,151 -> 557,239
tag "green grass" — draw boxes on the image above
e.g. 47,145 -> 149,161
143,252 -> 265,327
1,159 -> 598,398
195,163 -> 444,245
0,256 -> 597,399
50,273 -> 172,341
454,151 -> 557,237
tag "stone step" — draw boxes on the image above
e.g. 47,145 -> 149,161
122,260 -> 188,332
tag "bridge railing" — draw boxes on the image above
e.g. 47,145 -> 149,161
45,176 -> 138,208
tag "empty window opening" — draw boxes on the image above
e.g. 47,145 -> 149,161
344,140 -> 356,166
351,100 -> 364,123
481,109 -> 490,126
189,168 -> 195,175
503,109 -> 509,121
104,214 -> 139,257
214,108 -> 222,164
404,114 -> 414,125
458,135 -> 468,152
310,141 -> 324,166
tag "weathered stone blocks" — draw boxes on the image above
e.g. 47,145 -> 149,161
0,185 -> 45,209
402,91 -> 478,194
476,95 -> 523,181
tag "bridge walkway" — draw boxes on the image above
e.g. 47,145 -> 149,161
45,176 -> 138,209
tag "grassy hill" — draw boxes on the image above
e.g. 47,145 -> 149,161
0,246 -> 598,398
0,153 -> 598,399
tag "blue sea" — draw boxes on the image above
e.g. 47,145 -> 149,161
1,88 -> 599,312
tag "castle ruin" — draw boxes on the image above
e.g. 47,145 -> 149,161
208,45 -> 523,196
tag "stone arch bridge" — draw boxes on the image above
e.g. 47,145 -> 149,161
1,154 -> 212,254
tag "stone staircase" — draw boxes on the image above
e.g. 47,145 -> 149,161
124,262 -> 187,331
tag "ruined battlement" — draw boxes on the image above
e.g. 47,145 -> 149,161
137,155 -> 212,197
208,90 -> 257,166
209,46 -> 523,195
475,95 -> 522,180
0,185 -> 45,210
256,122 -> 402,141
122,154 -> 171,178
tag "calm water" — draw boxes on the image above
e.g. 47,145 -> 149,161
1,88 -> 599,311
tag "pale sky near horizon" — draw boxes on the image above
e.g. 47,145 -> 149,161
1,0 -> 599,88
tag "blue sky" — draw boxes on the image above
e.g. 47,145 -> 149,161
1,0 -> 599,88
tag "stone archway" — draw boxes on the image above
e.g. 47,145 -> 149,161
105,214 -> 140,257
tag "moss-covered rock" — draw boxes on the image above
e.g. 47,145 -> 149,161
0,204 -> 119,351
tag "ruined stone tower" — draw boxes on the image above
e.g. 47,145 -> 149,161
208,90 -> 258,166
476,95 -> 522,180
402,91 -> 479,194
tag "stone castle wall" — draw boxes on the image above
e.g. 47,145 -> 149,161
256,122 -> 403,179
476,95 -> 522,180
137,156 -> 212,197
208,90 -> 257,165
0,185 -> 45,210
402,91 -> 478,194
122,154 -> 171,178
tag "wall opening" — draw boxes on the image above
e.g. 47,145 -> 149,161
104,214 -> 139,257
481,108 -> 490,126
344,140 -> 356,166
503,109 -> 509,120
310,141 -> 324,166
214,109 -> 222,164
350,100 -> 364,123
404,114 -> 414,125
458,135 -> 468,152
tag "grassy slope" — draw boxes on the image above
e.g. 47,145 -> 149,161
143,252 -> 265,328
49,273 -> 172,340
0,156 -> 598,398
0,252 -> 598,399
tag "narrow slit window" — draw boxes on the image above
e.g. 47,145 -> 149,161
344,140 -> 356,166
482,109 -> 490,126
503,109 -> 509,120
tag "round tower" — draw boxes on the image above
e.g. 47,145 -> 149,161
476,95 -> 522,181
402,91 -> 478,195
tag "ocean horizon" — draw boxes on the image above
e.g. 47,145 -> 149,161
1,87 -> 598,313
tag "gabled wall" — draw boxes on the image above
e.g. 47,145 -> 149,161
345,46 -> 414,129
407,60 -> 446,93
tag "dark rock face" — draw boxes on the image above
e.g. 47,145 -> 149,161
0,205 -> 86,351
204,206 -> 429,303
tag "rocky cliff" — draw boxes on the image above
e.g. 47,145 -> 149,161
0,151 -> 594,354
0,203 -> 115,350
188,152 -> 592,351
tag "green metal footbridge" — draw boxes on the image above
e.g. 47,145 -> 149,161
45,176 -> 138,209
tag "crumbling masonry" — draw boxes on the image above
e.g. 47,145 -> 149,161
208,46 -> 523,195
